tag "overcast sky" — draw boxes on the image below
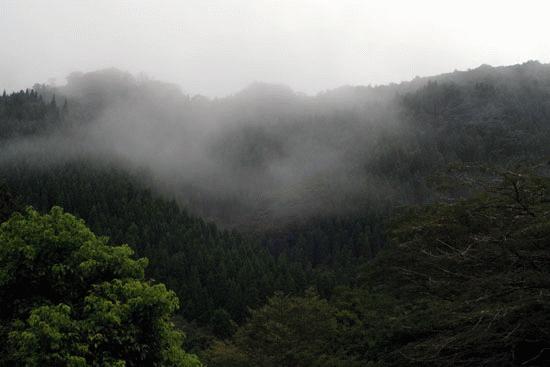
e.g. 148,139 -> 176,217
1,0 -> 549,96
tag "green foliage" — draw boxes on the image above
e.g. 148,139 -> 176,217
0,207 -> 201,366
202,341 -> 252,367
347,171 -> 550,366
362,171 -> 550,366
0,162 -> 312,329
204,290 -> 364,367
214,171 -> 550,366
235,290 -> 338,366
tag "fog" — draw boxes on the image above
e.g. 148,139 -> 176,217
0,68 -> 412,226
3,59 -> 550,227
2,0 -> 550,96
2,1 -> 550,226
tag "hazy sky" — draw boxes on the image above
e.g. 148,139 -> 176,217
1,0 -> 549,96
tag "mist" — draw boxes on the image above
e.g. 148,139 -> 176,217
2,1 -> 549,227
0,68 -> 413,226
3,59 -> 550,227
2,0 -> 550,97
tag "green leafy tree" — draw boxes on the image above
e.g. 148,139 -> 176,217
0,207 -> 201,367
204,290 -> 359,367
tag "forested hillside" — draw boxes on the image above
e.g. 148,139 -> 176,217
2,61 -> 550,365
4,61 -> 550,226
204,169 -> 550,366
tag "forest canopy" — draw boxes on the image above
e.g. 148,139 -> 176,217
0,207 -> 201,367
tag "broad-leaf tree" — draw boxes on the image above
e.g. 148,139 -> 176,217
0,207 -> 201,367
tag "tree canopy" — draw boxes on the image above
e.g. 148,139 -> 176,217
0,207 -> 201,367
205,170 -> 550,366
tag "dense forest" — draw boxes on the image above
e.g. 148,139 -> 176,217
1,61 -> 550,366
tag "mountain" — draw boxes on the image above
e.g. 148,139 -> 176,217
4,61 -> 550,227
1,61 -> 550,365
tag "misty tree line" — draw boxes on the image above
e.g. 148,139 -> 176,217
0,88 -> 65,139
1,61 -> 550,365
4,61 -> 550,224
